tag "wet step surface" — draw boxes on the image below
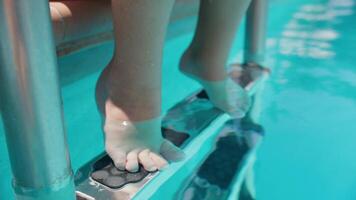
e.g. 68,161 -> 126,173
75,90 -> 222,199
89,128 -> 189,190
177,118 -> 264,200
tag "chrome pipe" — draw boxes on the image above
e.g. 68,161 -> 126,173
244,0 -> 269,64
240,2 -> 269,198
0,0 -> 75,199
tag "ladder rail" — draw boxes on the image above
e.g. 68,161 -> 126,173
244,0 -> 269,64
0,1 -> 75,199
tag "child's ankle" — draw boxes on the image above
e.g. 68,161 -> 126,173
179,50 -> 227,81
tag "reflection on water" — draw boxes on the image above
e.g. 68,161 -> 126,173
269,0 -> 354,60
255,1 -> 356,199
265,0 -> 356,105
285,1 -> 354,57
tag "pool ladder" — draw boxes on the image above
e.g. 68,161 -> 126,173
0,0 -> 268,199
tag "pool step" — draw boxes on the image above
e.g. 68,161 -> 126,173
136,118 -> 263,200
74,90 -> 222,200
74,63 -> 269,200
177,122 -> 252,200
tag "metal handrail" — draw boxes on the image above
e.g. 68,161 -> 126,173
244,0 -> 269,64
0,0 -> 75,199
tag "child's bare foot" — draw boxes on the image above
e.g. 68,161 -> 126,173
179,52 -> 251,118
104,115 -> 184,172
96,66 -> 184,172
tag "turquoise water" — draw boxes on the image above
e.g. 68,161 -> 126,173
1,0 -> 356,199
256,0 -> 356,199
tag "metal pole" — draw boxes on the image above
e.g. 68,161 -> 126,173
240,1 -> 269,199
0,0 -> 75,199
244,0 -> 268,64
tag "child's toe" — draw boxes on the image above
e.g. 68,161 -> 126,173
150,152 -> 168,170
107,149 -> 127,170
139,149 -> 157,172
126,149 -> 140,172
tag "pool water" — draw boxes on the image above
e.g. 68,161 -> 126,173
256,0 -> 356,199
1,0 -> 356,199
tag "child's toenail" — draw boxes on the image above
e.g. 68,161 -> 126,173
147,166 -> 157,172
129,169 -> 138,173
131,167 -> 139,172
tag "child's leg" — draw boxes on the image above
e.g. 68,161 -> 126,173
180,0 -> 252,117
96,0 -> 183,173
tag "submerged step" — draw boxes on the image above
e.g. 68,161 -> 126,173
74,63 -> 269,200
178,130 -> 250,199
177,119 -> 264,200
89,127 -> 189,190
75,90 -> 222,200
